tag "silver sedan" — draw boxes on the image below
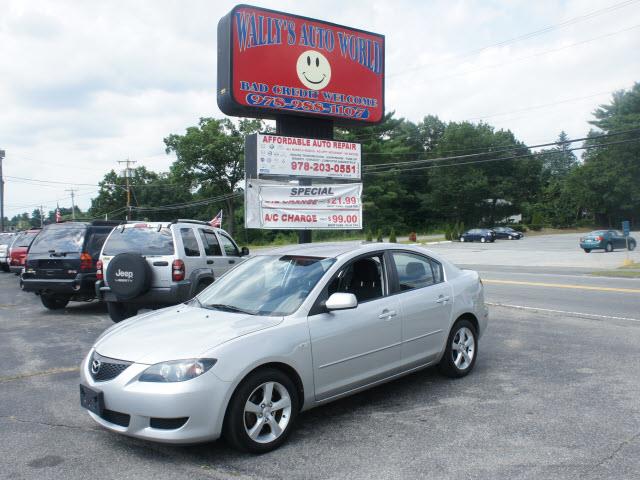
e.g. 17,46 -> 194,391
79,242 -> 488,452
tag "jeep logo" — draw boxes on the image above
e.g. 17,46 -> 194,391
115,269 -> 134,281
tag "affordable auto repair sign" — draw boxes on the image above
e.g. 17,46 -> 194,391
218,5 -> 385,124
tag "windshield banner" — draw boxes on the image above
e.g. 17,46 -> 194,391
246,180 -> 362,229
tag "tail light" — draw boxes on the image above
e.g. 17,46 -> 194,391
596,236 -> 603,241
172,259 -> 185,282
80,252 -> 93,271
96,260 -> 103,280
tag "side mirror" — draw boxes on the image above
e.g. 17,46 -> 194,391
325,292 -> 358,311
241,246 -> 250,257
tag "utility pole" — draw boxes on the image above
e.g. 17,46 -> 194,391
40,205 -> 44,227
65,188 -> 77,220
0,149 -> 5,232
117,158 -> 137,221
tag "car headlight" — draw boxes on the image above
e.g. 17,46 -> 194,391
139,358 -> 217,382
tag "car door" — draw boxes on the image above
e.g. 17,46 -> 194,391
178,227 -> 205,278
216,231 -> 243,273
390,251 -> 452,368
611,230 -> 626,248
307,252 -> 402,401
197,228 -> 227,279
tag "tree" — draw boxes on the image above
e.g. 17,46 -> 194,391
165,118 -> 266,235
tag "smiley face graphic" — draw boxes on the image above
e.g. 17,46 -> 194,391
296,50 -> 331,90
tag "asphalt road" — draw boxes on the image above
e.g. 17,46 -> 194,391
1,244 -> 639,479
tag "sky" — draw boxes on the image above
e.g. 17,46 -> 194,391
1,0 -> 639,217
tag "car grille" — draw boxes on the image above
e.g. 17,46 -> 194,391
90,352 -> 132,382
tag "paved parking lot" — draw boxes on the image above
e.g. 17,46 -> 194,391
1,247 -> 640,480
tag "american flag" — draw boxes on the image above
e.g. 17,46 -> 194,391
55,204 -> 62,223
209,210 -> 223,228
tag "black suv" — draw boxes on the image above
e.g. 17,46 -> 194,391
22,221 -> 120,310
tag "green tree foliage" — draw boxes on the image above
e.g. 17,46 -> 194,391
164,118 -> 265,235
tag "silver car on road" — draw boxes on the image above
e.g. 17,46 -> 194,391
79,242 -> 488,452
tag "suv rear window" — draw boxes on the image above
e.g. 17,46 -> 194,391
14,232 -> 40,247
103,227 -> 175,256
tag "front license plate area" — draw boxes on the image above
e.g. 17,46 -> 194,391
80,384 -> 104,416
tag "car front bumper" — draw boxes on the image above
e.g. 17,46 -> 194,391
95,280 -> 192,306
79,349 -> 231,444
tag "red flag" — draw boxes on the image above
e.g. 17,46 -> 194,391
55,204 -> 62,223
209,210 -> 223,228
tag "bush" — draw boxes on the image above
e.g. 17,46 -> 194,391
507,224 -> 527,233
376,229 -> 383,242
528,224 -> 543,231
409,231 -> 417,242
389,228 -> 397,243
365,229 -> 373,242
444,224 -> 451,241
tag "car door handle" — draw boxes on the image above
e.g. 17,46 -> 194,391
206,260 -> 214,264
228,259 -> 235,264
378,309 -> 397,320
436,296 -> 450,304
153,261 -> 168,266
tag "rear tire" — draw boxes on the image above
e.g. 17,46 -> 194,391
438,319 -> 478,378
223,368 -> 299,453
459,236 -> 465,242
605,242 -> 613,253
583,248 -> 591,253
480,237 -> 486,243
41,294 -> 70,310
107,302 -> 138,323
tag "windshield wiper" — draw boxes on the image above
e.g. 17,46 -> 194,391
205,303 -> 255,315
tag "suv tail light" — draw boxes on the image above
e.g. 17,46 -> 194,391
96,260 -> 103,280
80,252 -> 93,271
172,259 -> 185,282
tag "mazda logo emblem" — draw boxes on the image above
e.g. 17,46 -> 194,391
91,359 -> 101,374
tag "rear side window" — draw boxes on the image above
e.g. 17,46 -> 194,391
392,252 -> 443,291
218,233 -> 239,257
29,228 -> 81,253
198,230 -> 222,256
85,231 -> 111,258
180,228 -> 201,257
102,227 -> 174,256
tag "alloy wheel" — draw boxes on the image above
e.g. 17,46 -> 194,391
451,327 -> 475,370
243,381 -> 292,444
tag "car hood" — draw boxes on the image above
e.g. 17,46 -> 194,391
94,304 -> 283,364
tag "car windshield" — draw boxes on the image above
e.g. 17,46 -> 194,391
197,255 -> 335,316
102,226 -> 175,256
29,227 -> 82,253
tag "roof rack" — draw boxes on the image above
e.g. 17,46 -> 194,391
170,219 -> 212,226
90,220 -> 122,227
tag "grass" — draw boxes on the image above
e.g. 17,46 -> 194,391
591,261 -> 640,278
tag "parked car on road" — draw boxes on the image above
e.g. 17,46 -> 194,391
459,228 -> 496,243
79,242 -> 488,453
490,226 -> 523,240
579,230 -> 636,253
9,228 -> 41,275
96,220 -> 249,322
21,221 -> 118,310
0,233 -> 15,272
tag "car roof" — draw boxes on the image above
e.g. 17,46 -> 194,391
119,221 -> 228,233
257,241 -> 442,260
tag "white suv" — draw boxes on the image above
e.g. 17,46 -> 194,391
95,220 -> 248,322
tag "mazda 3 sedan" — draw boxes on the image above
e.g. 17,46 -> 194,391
80,242 -> 488,453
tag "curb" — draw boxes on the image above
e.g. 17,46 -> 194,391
422,240 -> 452,245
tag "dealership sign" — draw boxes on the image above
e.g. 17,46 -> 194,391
246,181 -> 362,229
218,5 -> 385,124
246,134 -> 361,180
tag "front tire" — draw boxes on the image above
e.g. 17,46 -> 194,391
605,242 -> 613,253
629,242 -> 636,251
480,237 -> 486,243
438,319 -> 478,378
583,248 -> 591,253
41,294 -> 70,310
459,236 -> 465,242
107,302 -> 138,323
223,368 -> 298,453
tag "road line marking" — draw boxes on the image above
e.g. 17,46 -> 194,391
0,367 -> 79,383
483,279 -> 640,293
487,302 -> 640,323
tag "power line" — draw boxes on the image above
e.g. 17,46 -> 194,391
364,137 -> 640,175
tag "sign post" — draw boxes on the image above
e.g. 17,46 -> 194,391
622,220 -> 631,265
217,5 -> 384,243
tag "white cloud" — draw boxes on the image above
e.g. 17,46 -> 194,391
0,0 -> 639,216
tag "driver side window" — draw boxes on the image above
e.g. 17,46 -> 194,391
328,254 -> 385,303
